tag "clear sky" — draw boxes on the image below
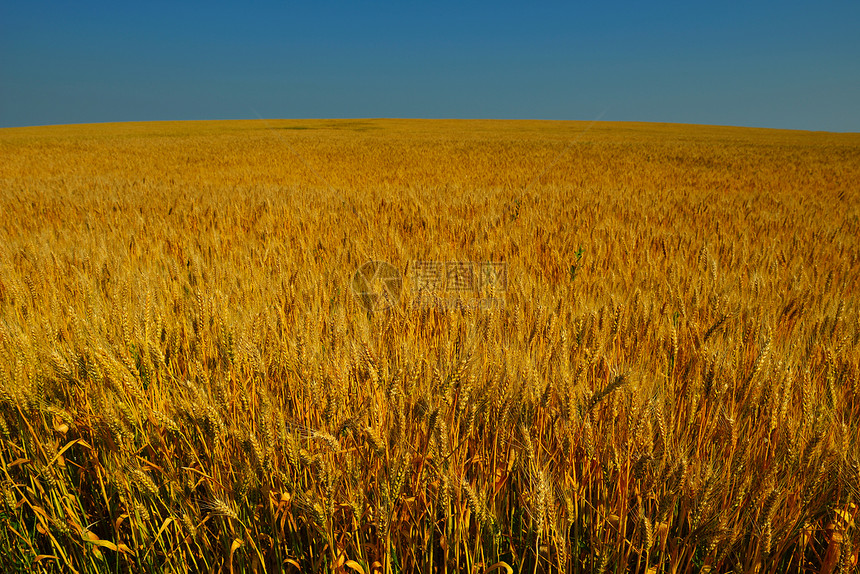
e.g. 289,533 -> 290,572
1,1 -> 858,131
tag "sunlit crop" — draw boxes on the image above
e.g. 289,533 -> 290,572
0,119 -> 858,573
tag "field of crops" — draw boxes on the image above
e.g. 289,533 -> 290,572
0,119 -> 858,573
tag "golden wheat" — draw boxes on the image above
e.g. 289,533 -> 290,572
0,119 -> 858,573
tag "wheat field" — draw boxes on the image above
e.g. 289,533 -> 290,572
0,119 -> 858,573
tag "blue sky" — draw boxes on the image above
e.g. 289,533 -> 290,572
1,1 -> 858,131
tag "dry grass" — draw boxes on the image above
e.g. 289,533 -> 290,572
0,119 -> 859,573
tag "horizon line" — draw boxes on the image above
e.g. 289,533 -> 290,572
2,117 -> 859,135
